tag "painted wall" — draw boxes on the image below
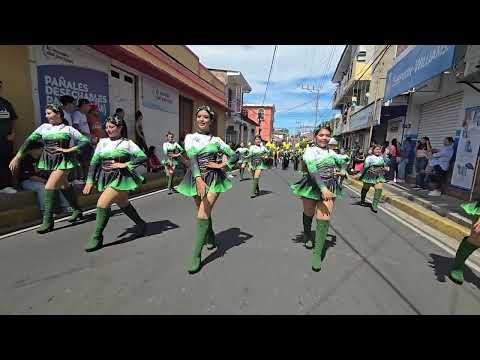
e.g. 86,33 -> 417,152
0,45 -> 35,150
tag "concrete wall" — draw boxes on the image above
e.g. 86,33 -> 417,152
0,45 -> 35,150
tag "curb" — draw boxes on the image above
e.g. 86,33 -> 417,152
345,178 -> 470,241
0,174 -> 183,236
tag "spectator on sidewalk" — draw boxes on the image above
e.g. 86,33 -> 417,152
59,95 -> 75,126
18,142 -> 70,214
353,149 -> 365,174
413,137 -> 432,189
397,137 -> 416,183
385,139 -> 398,182
114,108 -> 128,138
86,104 -> 106,146
0,80 -> 18,194
423,137 -> 455,196
72,99 -> 93,183
135,110 -> 148,152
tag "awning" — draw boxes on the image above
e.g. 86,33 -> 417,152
384,45 -> 456,102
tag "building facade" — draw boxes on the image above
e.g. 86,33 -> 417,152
242,104 -> 276,142
209,69 -> 257,145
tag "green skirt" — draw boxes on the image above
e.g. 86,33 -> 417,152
291,175 -> 341,201
175,168 -> 232,197
461,201 -> 480,216
93,168 -> 144,192
37,151 -> 80,171
359,171 -> 386,185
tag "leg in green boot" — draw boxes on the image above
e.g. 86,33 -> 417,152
60,186 -> 83,223
85,207 -> 110,252
251,177 -> 259,198
312,219 -> 330,272
122,203 -> 147,237
256,177 -> 260,195
360,184 -> 370,206
449,237 -> 479,285
206,217 -> 217,250
371,188 -> 383,213
37,189 -> 57,234
167,174 -> 173,194
188,218 -> 210,274
239,167 -> 244,180
303,212 -> 314,249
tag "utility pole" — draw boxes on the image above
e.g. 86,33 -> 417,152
299,84 -> 322,128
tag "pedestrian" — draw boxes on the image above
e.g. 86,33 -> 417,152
353,150 -> 365,174
397,137 -> 415,183
449,199 -> 480,284
114,108 -> 128,138
72,99 -> 94,183
82,115 -> 148,252
357,144 -> 389,213
424,137 -> 455,196
86,104 -> 106,146
9,101 -> 89,233
59,95 -> 75,126
18,141 -> 71,214
290,125 -> 349,272
235,142 -> 249,180
0,80 -> 19,194
385,138 -> 398,182
175,105 -> 239,274
247,135 -> 270,198
135,110 -> 148,152
162,131 -> 184,195
412,137 -> 432,189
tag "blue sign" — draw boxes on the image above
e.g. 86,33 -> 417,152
384,45 -> 456,102
37,65 -> 110,123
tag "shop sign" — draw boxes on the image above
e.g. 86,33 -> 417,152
142,76 -> 178,114
37,64 -> 109,122
384,45 -> 456,101
451,106 -> 480,190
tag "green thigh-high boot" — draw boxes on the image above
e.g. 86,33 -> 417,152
251,177 -> 259,198
60,186 -> 83,222
37,189 -> 57,234
449,237 -> 479,284
189,218 -> 210,274
371,188 -> 383,213
206,217 -> 217,250
360,184 -> 370,205
122,203 -> 147,236
303,213 -> 314,249
167,174 -> 173,193
312,219 -> 330,272
85,207 -> 110,252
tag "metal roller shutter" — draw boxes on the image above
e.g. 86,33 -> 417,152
418,92 -> 463,149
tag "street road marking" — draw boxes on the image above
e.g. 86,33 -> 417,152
344,184 -> 480,274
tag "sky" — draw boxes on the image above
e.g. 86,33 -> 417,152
188,45 -> 345,134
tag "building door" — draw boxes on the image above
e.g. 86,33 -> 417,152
179,95 -> 193,144
418,92 -> 463,149
110,66 -> 136,139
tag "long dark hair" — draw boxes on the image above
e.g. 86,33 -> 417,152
46,103 -> 68,125
417,136 -> 430,150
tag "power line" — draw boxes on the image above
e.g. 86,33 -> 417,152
262,45 -> 278,106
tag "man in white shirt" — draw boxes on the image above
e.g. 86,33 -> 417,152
59,95 -> 75,126
425,137 -> 455,196
72,99 -> 93,183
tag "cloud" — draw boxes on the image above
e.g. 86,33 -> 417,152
188,45 -> 345,132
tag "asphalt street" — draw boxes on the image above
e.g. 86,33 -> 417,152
1,165 -> 480,314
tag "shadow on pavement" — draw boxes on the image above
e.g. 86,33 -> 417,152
50,209 -> 125,232
201,227 -> 253,268
256,190 -> 273,197
102,220 -> 180,248
291,232 -> 337,259
429,253 -> 480,290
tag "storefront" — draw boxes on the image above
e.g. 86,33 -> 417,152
347,101 -> 380,150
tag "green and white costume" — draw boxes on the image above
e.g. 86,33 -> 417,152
236,147 -> 249,165
247,144 -> 269,171
162,141 -> 184,168
86,138 -> 147,192
175,132 -> 239,197
291,146 -> 348,201
17,123 -> 89,170
359,155 -> 388,184
460,200 -> 480,216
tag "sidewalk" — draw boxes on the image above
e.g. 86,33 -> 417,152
345,177 -> 472,241
0,170 -> 184,236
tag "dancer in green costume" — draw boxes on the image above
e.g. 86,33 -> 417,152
290,126 -> 348,272
449,200 -> 480,284
247,135 -> 269,198
175,106 -> 240,274
9,102 -> 89,234
356,145 -> 389,213
236,142 -> 249,180
162,131 -> 184,194
82,116 -> 148,252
